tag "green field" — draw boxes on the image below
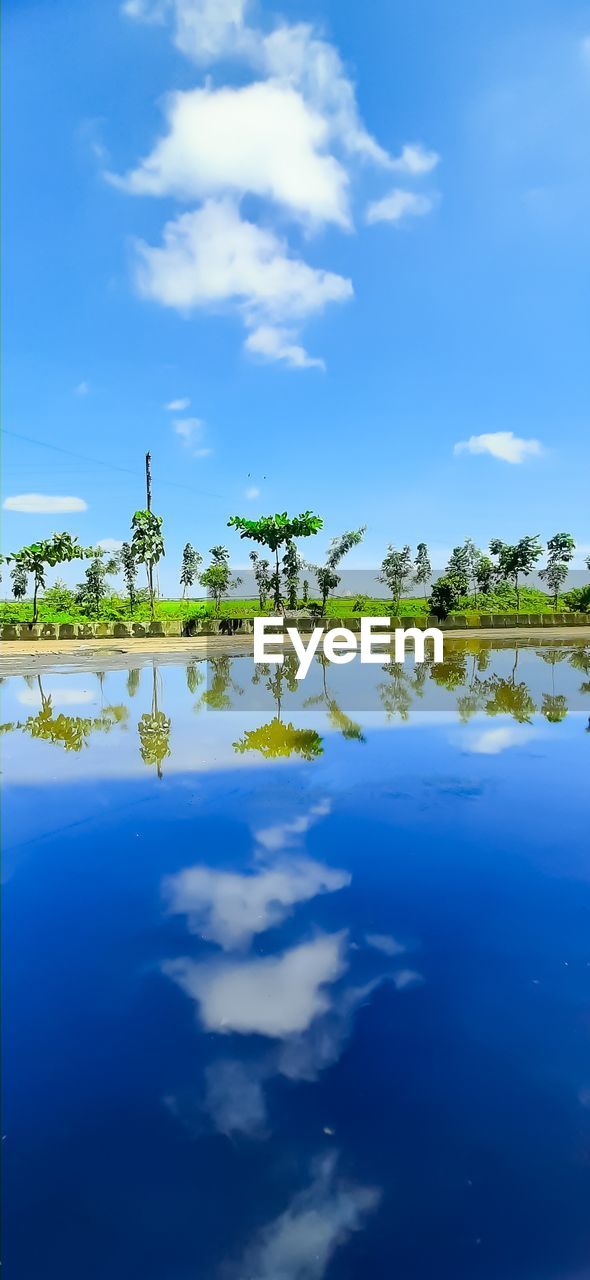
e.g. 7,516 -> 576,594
1,584 -> 585,626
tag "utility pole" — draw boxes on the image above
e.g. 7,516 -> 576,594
145,450 -> 153,606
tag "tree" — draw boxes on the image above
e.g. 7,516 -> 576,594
539,533 -> 575,609
302,578 -> 309,605
7,532 -> 89,623
180,543 -> 202,598
200,547 -> 232,615
428,575 -> 463,620
379,545 -> 413,612
77,551 -> 119,618
310,527 -> 366,613
228,512 -> 323,611
445,545 -> 470,596
414,543 -> 432,597
475,555 -> 494,598
131,509 -> 165,618
489,535 -> 543,611
10,561 -> 28,604
250,551 -> 272,610
282,539 -> 302,611
463,538 -> 482,604
120,541 -> 138,615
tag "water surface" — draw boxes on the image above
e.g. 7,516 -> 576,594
2,640 -> 590,1280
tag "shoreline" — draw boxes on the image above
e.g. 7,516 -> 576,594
0,626 -> 588,676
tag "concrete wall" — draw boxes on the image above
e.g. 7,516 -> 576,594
1,613 -> 588,642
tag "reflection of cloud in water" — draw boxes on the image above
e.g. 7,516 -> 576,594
163,798 -> 348,950
236,1152 -> 380,1280
365,932 -> 406,957
204,1058 -> 268,1138
462,725 -> 539,755
255,798 -> 332,852
17,687 -> 96,707
163,933 -> 348,1037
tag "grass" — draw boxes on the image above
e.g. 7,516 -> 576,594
0,585 -> 584,626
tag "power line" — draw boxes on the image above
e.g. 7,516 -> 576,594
1,428 -> 224,500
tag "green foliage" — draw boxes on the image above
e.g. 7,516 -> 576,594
7,531 -> 89,621
428,575 -> 463,620
131,509 -> 165,617
563,585 -> 590,613
540,532 -> 576,608
445,545 -> 471,595
282,539 -> 301,610
379,545 -> 413,610
10,562 -> 28,602
76,552 -> 119,618
414,542 -> 431,592
120,541 -> 138,614
228,511 -> 323,609
180,543 -> 202,597
42,580 -> 77,614
310,526 -> 366,611
250,550 -> 272,609
489,535 -> 543,610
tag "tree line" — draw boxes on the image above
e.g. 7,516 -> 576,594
2,507 -> 589,622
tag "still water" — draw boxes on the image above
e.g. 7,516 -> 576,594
2,639 -> 590,1280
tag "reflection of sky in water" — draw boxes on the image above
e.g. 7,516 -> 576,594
2,641 -> 590,1279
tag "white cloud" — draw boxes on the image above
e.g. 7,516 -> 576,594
245,325 -> 325,370
97,537 -> 124,552
123,0 -> 253,62
388,142 -> 440,174
193,446 -> 213,458
3,494 -> 88,514
164,396 -> 190,411
172,416 -> 203,440
73,380 -> 90,396
135,199 -> 352,369
366,189 -> 435,225
163,854 -> 349,950
111,82 -> 350,227
245,486 -> 260,500
260,23 -> 390,167
162,933 -> 348,1036
237,1153 -> 380,1280
122,3 -> 392,169
454,431 -> 544,464
463,725 -> 538,755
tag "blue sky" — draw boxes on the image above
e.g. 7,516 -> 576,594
3,0 -> 590,591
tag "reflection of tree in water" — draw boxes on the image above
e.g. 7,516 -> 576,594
483,675 -> 536,724
567,647 -> 590,699
126,667 -> 141,698
537,648 -> 569,724
138,664 -> 171,778
305,654 -> 365,742
234,653 -> 323,761
198,656 -> 244,711
185,661 -> 204,696
2,675 -> 129,752
377,662 -> 415,723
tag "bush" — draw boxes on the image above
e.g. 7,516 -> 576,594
562,585 -> 590,613
42,580 -> 78,614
